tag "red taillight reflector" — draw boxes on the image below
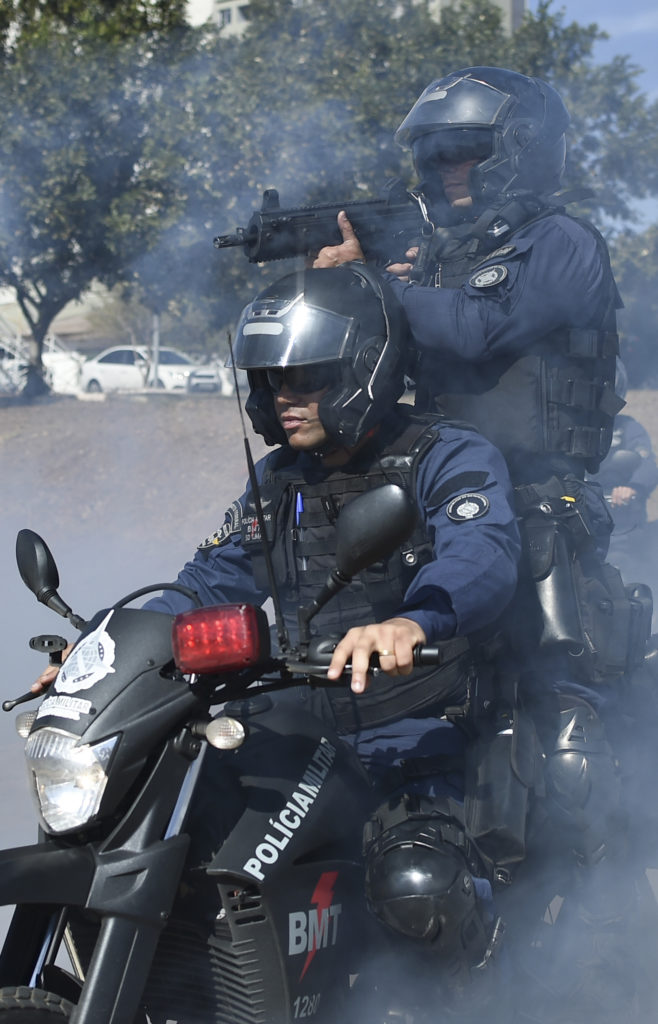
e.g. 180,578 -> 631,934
172,604 -> 267,674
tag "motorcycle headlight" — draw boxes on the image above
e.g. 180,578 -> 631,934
25,728 -> 119,834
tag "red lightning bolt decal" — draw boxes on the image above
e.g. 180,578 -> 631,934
299,871 -> 339,980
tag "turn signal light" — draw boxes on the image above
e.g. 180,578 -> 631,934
172,604 -> 270,674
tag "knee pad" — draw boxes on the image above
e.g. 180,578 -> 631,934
364,811 -> 490,965
544,700 -> 621,862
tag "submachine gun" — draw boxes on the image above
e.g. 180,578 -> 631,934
213,179 -> 427,266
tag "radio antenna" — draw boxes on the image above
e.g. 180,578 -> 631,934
227,334 -> 291,653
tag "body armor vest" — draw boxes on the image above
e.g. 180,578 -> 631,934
414,206 -> 623,482
243,409 -> 473,732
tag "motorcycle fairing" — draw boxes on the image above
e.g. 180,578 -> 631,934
192,698 -> 373,1023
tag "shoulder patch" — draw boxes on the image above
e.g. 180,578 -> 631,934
446,492 -> 490,522
469,265 -> 508,289
198,500 -> 243,550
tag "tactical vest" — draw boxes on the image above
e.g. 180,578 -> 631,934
414,207 -> 623,482
242,409 -> 473,732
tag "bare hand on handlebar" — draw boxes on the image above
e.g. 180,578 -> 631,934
327,616 -> 427,694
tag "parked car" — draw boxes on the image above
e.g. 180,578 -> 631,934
79,346 -> 149,393
79,346 -> 228,394
149,348 -> 201,391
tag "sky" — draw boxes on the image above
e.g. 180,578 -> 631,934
547,0 -> 658,100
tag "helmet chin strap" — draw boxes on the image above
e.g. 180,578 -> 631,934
310,426 -> 380,465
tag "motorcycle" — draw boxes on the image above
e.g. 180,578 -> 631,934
0,483 -> 442,1024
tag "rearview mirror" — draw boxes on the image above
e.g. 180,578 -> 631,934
335,484 -> 418,578
298,484 -> 418,643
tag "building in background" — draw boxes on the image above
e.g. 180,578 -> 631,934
426,0 -> 524,35
192,0 -> 525,37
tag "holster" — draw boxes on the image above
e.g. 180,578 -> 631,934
515,484 -> 653,684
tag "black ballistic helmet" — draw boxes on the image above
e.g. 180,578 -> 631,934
233,263 -> 407,447
395,66 -> 570,211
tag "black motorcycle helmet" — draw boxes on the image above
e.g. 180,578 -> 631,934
395,66 -> 570,218
233,263 -> 407,448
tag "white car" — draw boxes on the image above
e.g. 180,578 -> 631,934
79,346 -> 149,393
79,346 -> 225,393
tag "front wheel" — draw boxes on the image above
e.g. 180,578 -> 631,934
0,988 -> 74,1020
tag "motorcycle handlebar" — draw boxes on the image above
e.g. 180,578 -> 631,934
281,643 -> 442,685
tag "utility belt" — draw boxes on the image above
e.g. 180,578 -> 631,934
513,478 -> 653,684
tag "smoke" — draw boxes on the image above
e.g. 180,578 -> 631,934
3,392 -> 658,1019
1,15 -> 658,1016
0,392 -> 265,940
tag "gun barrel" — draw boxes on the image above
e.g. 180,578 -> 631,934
213,230 -> 247,249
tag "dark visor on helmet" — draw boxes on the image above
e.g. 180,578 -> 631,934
266,363 -> 339,395
412,128 -> 493,178
233,298 -> 357,369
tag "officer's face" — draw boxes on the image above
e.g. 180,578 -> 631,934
273,382 -> 330,451
436,157 -> 478,208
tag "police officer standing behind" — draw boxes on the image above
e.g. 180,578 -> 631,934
314,67 -> 644,1021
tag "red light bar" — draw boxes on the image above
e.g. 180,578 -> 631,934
172,604 -> 270,674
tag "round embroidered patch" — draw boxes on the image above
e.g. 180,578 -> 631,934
446,492 -> 490,521
469,265 -> 508,288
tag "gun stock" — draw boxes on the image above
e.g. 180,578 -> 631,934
214,182 -> 425,265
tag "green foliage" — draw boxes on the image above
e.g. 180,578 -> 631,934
0,0 -> 193,374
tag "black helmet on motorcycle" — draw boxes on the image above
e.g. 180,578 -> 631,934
395,66 -> 570,216
233,264 -> 407,447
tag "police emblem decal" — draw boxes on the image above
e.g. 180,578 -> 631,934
469,265 -> 508,288
446,493 -> 490,521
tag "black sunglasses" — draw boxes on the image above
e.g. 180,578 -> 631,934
266,363 -> 338,395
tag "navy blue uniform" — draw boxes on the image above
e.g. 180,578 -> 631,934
386,210 -> 619,558
387,213 -> 609,367
147,419 -> 520,763
147,421 -> 519,640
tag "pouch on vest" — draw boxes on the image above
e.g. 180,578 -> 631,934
573,561 -> 653,682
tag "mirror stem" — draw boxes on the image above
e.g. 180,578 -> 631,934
297,569 -> 352,649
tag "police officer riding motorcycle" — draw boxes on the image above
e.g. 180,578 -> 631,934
150,263 -> 524,1021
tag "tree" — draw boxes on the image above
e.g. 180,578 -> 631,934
0,0 -> 191,392
2,0 -> 657,394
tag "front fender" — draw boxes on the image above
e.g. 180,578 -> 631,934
0,842 -> 95,908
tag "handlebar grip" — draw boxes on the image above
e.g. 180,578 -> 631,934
412,645 -> 442,666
